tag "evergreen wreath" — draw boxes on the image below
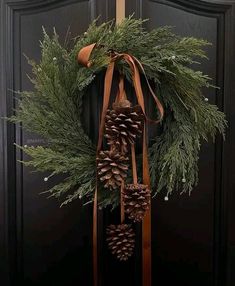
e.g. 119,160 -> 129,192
11,17 -> 226,209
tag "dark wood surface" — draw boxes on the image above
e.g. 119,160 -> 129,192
0,0 -> 235,285
0,1 -> 115,285
126,1 -> 235,286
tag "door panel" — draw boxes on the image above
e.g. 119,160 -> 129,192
126,1 -> 235,286
0,0 -> 115,285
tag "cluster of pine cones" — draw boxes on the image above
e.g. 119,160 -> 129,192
97,99 -> 151,261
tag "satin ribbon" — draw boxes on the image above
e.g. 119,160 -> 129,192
117,76 -> 127,224
77,43 -> 164,286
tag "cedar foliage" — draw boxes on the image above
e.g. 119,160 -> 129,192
10,17 -> 226,207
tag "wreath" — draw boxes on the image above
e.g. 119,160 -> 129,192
11,17 -> 226,266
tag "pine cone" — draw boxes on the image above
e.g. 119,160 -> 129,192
106,224 -> 135,261
105,100 -> 144,153
97,150 -> 129,190
123,184 -> 151,222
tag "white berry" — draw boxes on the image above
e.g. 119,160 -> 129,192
24,144 -> 28,148
53,57 -> 57,61
44,177 -> 48,182
79,195 -> 82,199
182,178 -> 186,183
164,196 -> 169,201
171,55 -> 176,60
204,97 -> 209,102
84,32 -> 88,36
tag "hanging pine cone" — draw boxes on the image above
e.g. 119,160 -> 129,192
97,150 -> 129,190
105,100 -> 144,153
106,224 -> 135,261
123,184 -> 151,222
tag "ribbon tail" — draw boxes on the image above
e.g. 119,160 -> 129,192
120,182 -> 125,223
142,125 -> 152,286
142,207 -> 152,286
93,60 -> 115,286
122,54 -> 152,286
93,187 -> 98,286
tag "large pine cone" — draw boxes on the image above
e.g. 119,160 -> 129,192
97,150 -> 129,190
106,224 -> 135,261
123,184 -> 151,222
105,100 -> 144,153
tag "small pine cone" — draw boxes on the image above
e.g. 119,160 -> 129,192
105,100 -> 144,153
123,184 -> 151,222
106,224 -> 135,261
97,150 -> 129,190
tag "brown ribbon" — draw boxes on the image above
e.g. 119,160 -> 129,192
77,43 -> 164,286
117,76 -> 127,224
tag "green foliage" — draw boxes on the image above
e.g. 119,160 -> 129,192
10,16 -> 226,207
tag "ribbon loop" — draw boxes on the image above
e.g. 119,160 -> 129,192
77,46 -> 164,123
77,43 -> 96,67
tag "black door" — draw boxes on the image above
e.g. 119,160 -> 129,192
126,1 -> 235,286
0,1 -> 115,285
1,1 -> 235,286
